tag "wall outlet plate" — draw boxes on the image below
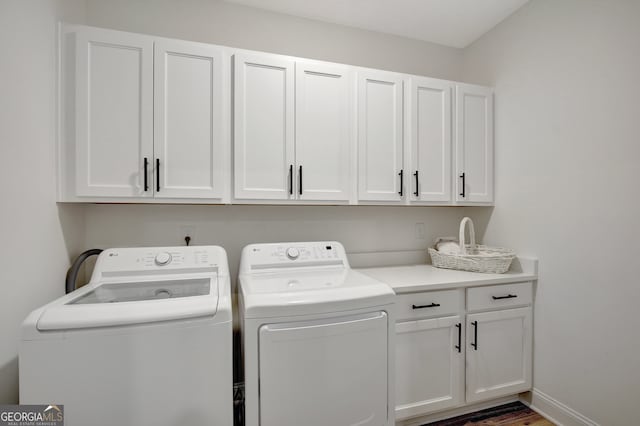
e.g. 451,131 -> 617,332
178,225 -> 197,245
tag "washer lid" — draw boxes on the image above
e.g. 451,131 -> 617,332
70,278 -> 210,304
239,269 -> 394,318
37,276 -> 219,331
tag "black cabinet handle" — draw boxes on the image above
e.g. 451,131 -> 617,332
143,157 -> 149,192
455,323 -> 462,353
459,172 -> 466,197
413,170 -> 419,196
398,169 -> 404,196
412,303 -> 440,309
471,320 -> 478,350
156,158 -> 160,192
492,294 -> 518,300
298,165 -> 303,195
288,165 -> 293,195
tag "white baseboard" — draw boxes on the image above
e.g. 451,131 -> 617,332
521,389 -> 600,426
395,389 -> 598,426
396,396 -> 518,426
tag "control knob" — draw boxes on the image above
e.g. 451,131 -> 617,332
155,252 -> 172,266
286,247 -> 300,260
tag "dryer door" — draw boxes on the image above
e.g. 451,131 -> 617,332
258,311 -> 389,426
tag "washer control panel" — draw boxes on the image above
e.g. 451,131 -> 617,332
95,246 -> 228,274
240,241 -> 347,273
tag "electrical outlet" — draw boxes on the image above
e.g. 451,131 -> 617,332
179,225 -> 197,245
415,223 -> 425,240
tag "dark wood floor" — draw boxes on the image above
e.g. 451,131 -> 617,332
425,402 -> 555,426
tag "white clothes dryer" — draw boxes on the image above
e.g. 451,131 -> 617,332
20,246 -> 233,426
238,241 -> 395,426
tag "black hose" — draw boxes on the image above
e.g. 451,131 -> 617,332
65,249 -> 103,294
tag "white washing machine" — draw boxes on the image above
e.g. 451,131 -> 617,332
20,246 -> 233,426
238,241 -> 395,426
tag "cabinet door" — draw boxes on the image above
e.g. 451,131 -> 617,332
296,61 -> 351,201
75,27 -> 153,197
357,70 -> 403,202
234,53 -> 294,200
466,307 -> 532,403
455,84 -> 494,203
154,40 -> 227,199
395,316 -> 464,420
409,77 -> 452,203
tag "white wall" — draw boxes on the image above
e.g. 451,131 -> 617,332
84,205 -> 474,285
462,1 -> 640,424
0,0 -> 86,404
83,0 -> 463,79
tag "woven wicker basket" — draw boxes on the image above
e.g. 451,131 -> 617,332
428,217 -> 516,274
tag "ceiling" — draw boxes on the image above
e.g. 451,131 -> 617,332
223,0 -> 529,48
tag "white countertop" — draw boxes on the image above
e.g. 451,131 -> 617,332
356,257 -> 538,293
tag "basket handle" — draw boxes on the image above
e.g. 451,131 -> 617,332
459,217 -> 476,255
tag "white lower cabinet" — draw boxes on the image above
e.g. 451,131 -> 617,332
466,307 -> 532,403
394,282 -> 532,421
395,316 -> 464,420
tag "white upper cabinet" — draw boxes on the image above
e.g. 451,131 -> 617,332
409,77 -> 453,203
233,53 -> 295,200
233,57 -> 351,203
74,27 -> 154,198
357,70 -> 404,202
62,25 -> 494,206
295,62 -> 351,201
63,25 -> 229,202
154,39 -> 227,199
455,84 -> 494,203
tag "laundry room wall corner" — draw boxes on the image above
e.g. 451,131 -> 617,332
0,0 -> 87,404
